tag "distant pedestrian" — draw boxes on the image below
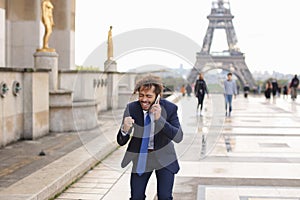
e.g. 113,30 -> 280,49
277,85 -> 282,97
283,85 -> 288,99
243,83 -> 250,98
185,84 -> 192,97
253,86 -> 258,95
223,72 -> 237,117
258,84 -> 261,94
289,74 -> 299,101
194,73 -> 209,116
271,78 -> 278,97
264,80 -> 272,100
180,84 -> 186,97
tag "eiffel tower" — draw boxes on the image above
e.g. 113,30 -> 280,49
188,0 -> 256,88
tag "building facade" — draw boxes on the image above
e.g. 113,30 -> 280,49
0,0 -> 75,69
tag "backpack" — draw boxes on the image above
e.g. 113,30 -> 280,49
292,78 -> 299,87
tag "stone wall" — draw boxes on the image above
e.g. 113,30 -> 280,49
118,73 -> 137,108
0,68 -> 49,147
2,0 -> 75,70
0,1 -> 5,67
51,0 -> 75,69
0,70 -> 23,146
53,70 -> 133,132
59,71 -> 137,111
0,68 -> 138,147
59,70 -> 109,112
5,0 -> 41,68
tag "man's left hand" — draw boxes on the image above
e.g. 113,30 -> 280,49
150,103 -> 161,120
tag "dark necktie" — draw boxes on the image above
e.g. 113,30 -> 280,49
136,113 -> 151,176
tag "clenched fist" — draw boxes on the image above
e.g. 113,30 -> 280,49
122,116 -> 135,132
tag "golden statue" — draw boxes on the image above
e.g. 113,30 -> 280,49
107,26 -> 113,60
37,0 -> 55,52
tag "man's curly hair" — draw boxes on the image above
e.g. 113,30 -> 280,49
134,74 -> 163,96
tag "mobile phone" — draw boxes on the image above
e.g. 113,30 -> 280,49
155,94 -> 160,104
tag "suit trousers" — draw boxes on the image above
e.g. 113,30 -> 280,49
130,153 -> 175,200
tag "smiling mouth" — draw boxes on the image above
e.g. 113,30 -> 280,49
141,102 -> 150,106
141,101 -> 151,108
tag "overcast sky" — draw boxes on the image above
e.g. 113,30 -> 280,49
75,0 -> 300,74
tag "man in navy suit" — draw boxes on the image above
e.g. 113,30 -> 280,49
117,75 -> 183,200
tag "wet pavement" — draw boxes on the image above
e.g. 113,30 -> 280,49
1,94 -> 300,200
0,109 -> 123,200
54,94 -> 300,200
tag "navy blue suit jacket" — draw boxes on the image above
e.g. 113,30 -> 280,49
117,99 -> 183,174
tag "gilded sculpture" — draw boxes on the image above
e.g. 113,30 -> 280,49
37,0 -> 55,52
107,26 -> 113,60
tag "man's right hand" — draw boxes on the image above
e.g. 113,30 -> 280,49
122,116 -> 134,132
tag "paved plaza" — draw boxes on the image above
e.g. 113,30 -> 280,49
55,94 -> 300,200
0,94 -> 300,200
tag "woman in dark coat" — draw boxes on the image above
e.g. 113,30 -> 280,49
194,73 -> 209,116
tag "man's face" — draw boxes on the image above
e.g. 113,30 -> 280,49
227,74 -> 232,81
138,85 -> 156,111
